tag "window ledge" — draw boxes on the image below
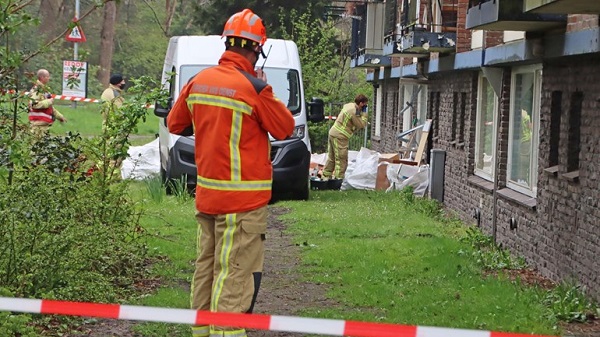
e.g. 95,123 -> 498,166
449,140 -> 457,145
467,175 -> 494,192
560,170 -> 579,183
497,188 -> 537,210
544,165 -> 558,177
456,142 -> 465,149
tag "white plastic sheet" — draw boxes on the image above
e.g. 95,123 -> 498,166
386,164 -> 430,197
121,138 -> 161,180
342,147 -> 379,190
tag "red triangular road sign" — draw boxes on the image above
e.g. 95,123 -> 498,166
66,23 -> 86,43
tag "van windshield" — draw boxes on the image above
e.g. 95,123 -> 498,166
179,65 -> 301,115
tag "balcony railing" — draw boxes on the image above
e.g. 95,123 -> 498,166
350,2 -> 392,68
383,25 -> 457,57
524,0 -> 600,14
466,0 -> 566,31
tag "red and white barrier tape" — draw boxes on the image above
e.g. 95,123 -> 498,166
51,94 -> 100,103
3,91 -> 155,108
0,297 -> 558,337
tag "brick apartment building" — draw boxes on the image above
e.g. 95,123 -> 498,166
347,0 -> 600,301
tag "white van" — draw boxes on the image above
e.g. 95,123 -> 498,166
154,35 -> 324,201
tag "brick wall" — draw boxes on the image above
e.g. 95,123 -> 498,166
567,15 -> 599,32
370,77 -> 400,152
456,0 -> 471,53
534,55 -> 600,300
426,71 -> 480,222
417,60 -> 600,301
485,31 -> 504,48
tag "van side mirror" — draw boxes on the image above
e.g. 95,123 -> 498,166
307,97 -> 324,123
154,97 -> 173,118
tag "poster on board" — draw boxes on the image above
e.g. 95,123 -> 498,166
61,60 -> 88,98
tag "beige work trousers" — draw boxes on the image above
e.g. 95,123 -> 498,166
30,123 -> 51,139
191,206 -> 267,337
322,134 -> 349,179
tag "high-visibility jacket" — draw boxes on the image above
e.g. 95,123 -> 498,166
100,84 -> 125,125
28,80 -> 56,124
329,102 -> 368,139
167,50 -> 295,215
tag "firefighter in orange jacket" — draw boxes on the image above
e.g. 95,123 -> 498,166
28,69 -> 67,137
167,9 -> 294,337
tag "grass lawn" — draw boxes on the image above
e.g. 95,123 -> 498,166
128,182 -> 564,336
51,101 -> 159,145
278,190 -> 557,335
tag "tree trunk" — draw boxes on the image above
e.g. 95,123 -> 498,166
39,0 -> 64,39
98,1 -> 117,86
165,0 -> 177,36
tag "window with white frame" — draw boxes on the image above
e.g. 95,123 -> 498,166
474,74 -> 498,180
375,85 -> 382,137
507,65 -> 542,196
400,83 -> 428,130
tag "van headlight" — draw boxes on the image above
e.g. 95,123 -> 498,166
292,125 -> 305,139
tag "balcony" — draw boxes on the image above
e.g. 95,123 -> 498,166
466,0 -> 566,31
350,2 -> 392,68
350,49 -> 392,68
525,0 -> 600,14
383,29 -> 457,57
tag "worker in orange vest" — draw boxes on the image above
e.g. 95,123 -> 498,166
167,8 -> 294,337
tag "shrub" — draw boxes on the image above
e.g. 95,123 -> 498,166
0,75 -> 167,333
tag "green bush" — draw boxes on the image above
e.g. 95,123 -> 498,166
540,281 -> 599,323
0,74 -> 167,333
308,121 -> 331,153
0,288 -> 37,336
0,132 -> 148,303
461,227 -> 526,271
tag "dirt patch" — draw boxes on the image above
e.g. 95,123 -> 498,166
484,268 -> 557,290
562,319 -> 600,337
249,206 -> 340,336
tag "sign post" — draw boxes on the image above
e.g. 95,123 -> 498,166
66,0 -> 84,106
65,17 -> 86,44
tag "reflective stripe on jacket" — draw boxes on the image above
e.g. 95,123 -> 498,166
330,102 -> 368,139
167,51 -> 295,214
28,108 -> 54,123
28,81 -> 54,124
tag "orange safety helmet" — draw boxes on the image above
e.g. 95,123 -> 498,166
222,9 -> 267,46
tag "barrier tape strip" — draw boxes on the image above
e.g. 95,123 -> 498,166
3,90 -> 100,102
3,91 -> 156,108
51,94 -> 101,103
0,297 -> 558,337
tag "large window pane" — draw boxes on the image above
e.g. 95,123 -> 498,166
475,75 -> 497,179
510,72 -> 534,187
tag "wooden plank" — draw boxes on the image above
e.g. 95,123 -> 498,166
412,119 -> 432,165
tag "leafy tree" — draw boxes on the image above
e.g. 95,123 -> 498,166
0,3 -> 169,334
280,8 -> 371,104
191,0 -> 329,39
99,0 -> 117,86
279,8 -> 372,152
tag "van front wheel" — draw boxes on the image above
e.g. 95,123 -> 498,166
161,164 -> 174,195
294,180 -> 309,201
